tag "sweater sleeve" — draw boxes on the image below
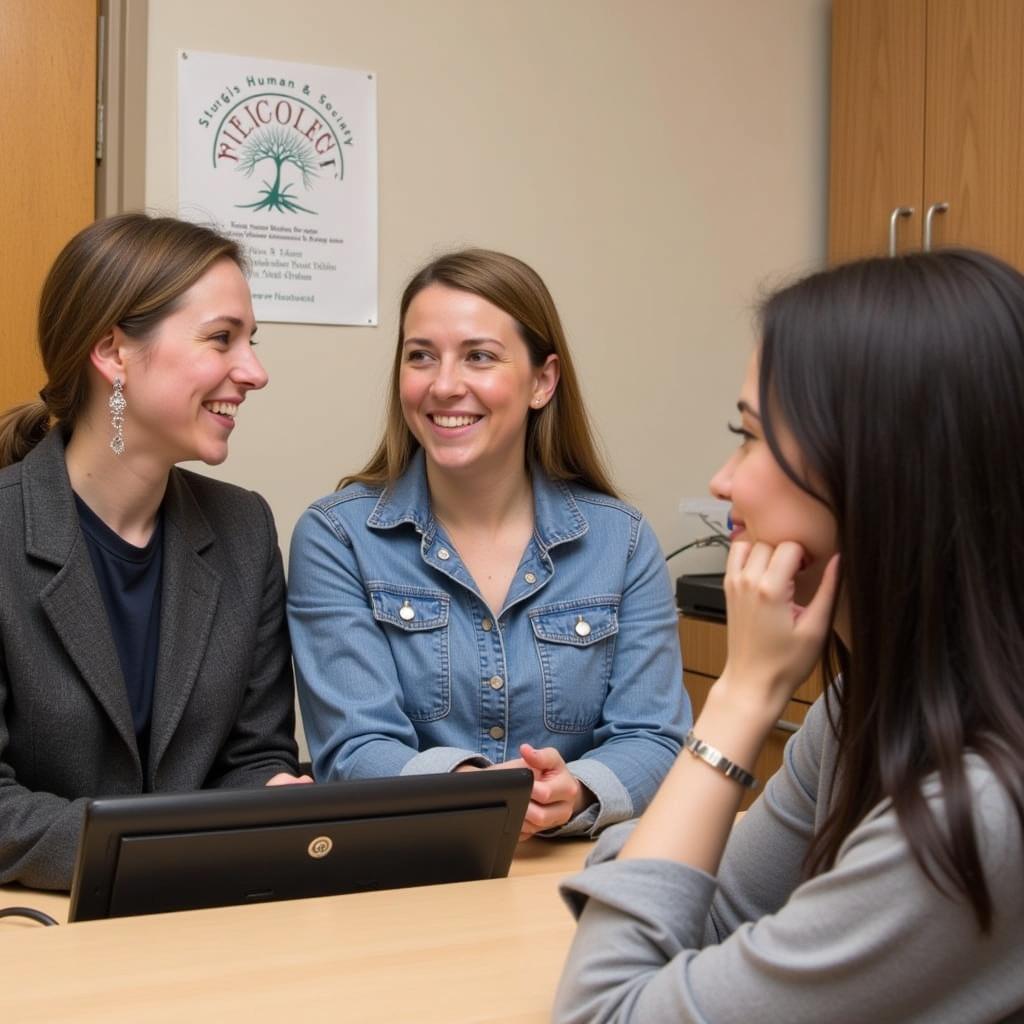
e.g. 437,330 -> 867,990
554,697 -> 1024,1023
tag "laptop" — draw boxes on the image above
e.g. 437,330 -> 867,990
68,768 -> 533,921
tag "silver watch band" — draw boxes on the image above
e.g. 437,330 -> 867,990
683,730 -> 759,789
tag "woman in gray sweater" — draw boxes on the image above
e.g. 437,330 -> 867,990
555,250 -> 1024,1022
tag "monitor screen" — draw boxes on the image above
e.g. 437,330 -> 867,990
68,768 -> 533,921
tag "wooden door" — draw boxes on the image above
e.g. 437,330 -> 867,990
923,0 -> 1024,268
1,0 -> 97,411
828,0 -> 927,263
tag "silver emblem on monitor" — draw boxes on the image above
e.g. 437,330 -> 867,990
308,836 -> 333,858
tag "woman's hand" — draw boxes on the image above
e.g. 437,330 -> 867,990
619,545 -> 838,871
264,772 -> 314,786
719,539 -> 840,721
517,744 -> 589,839
466,745 -> 590,840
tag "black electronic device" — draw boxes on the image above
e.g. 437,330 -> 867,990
68,768 -> 533,922
676,572 -> 726,621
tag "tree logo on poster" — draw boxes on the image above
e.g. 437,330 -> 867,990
237,124 -> 318,214
202,78 -> 355,216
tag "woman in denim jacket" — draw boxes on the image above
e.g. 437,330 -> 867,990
288,249 -> 689,838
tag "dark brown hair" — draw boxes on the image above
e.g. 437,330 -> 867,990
0,213 -> 243,467
340,248 -> 618,498
758,249 -> 1024,932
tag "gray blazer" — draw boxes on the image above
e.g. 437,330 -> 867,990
0,429 -> 299,890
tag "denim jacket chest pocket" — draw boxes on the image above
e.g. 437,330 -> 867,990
529,597 -> 620,733
368,582 -> 451,722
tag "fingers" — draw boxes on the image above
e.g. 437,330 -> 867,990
264,772 -> 314,787
521,745 -> 577,799
521,797 -> 575,834
725,538 -> 751,576
721,534 -> 840,707
520,746 -> 581,834
796,553 -> 841,633
482,757 -> 527,772
759,541 -> 805,597
519,743 -> 564,772
731,540 -> 804,600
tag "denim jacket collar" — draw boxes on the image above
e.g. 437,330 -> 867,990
366,449 -> 589,553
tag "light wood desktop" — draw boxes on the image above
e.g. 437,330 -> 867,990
0,838 -> 593,1023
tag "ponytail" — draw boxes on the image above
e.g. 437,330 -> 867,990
0,401 -> 52,469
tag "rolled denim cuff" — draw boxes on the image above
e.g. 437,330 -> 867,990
541,757 -> 634,838
399,746 -> 492,776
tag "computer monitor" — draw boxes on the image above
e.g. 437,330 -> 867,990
68,768 -> 533,921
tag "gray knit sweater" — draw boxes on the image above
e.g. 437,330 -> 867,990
555,694 -> 1024,1023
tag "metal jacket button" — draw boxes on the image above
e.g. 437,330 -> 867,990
489,725 -> 505,739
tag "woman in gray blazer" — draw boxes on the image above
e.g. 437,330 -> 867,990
0,214 -> 308,891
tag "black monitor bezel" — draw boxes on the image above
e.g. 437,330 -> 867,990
68,768 -> 533,921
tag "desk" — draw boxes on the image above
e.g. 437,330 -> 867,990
0,839 -> 592,1022
0,837 -> 592,928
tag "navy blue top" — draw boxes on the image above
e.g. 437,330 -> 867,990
75,494 -> 164,773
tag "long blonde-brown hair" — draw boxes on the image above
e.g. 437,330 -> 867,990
0,213 -> 243,468
341,248 -> 619,498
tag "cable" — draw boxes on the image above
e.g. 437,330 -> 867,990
666,509 -> 732,562
696,511 -> 731,539
0,905 -> 60,926
664,534 -> 730,563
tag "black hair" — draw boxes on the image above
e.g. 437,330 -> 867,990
758,249 -> 1024,932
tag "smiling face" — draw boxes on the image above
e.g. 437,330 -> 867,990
398,283 -> 557,480
709,350 -> 838,605
116,257 -> 266,468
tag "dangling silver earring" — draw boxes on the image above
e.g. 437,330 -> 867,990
109,377 -> 126,456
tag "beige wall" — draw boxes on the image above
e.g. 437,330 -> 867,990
144,0 -> 831,575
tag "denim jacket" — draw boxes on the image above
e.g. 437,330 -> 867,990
288,452 -> 689,836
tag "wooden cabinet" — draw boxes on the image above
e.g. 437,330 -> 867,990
678,614 -> 822,810
829,0 -> 1024,268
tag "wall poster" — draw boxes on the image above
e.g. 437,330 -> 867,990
178,49 -> 378,326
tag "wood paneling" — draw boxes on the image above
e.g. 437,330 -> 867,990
678,615 -> 823,705
679,614 -> 729,678
1,0 -> 96,411
923,0 -> 1024,265
828,0 -> 926,263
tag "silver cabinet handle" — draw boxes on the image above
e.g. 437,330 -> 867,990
888,206 -> 914,257
923,202 -> 949,251
775,718 -> 801,734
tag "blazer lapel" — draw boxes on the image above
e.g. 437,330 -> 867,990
147,470 -> 221,778
24,431 -> 139,763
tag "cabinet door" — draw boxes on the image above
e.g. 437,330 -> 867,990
923,0 -> 1024,268
828,0 -> 927,263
